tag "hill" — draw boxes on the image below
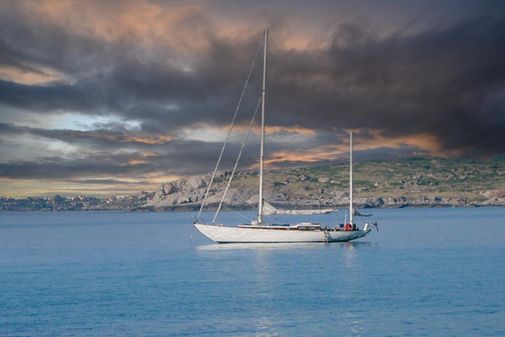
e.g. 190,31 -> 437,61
2,157 -> 505,211
141,157 -> 505,211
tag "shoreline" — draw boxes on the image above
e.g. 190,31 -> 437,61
1,202 -> 504,212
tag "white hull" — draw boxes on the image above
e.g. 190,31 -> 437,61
194,223 -> 371,243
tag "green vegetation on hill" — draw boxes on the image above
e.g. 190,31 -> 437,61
292,157 -> 505,199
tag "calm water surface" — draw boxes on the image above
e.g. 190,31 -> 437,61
1,208 -> 504,336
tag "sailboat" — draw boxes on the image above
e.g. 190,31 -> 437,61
194,31 -> 375,243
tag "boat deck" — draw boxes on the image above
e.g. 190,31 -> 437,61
237,223 -> 360,232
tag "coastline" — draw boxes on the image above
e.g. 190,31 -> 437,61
1,199 -> 504,212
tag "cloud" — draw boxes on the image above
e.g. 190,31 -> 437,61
63,178 -> 152,185
0,122 -> 173,147
2,5 -> 505,155
1,0 -> 505,195
0,134 -> 261,179
0,153 -> 150,180
266,15 -> 505,157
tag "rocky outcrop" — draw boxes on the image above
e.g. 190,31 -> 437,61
135,173 -> 505,211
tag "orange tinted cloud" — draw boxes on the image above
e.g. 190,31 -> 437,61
127,151 -> 159,165
263,129 -> 450,166
21,1 -> 214,52
59,130 -> 173,145
0,65 -> 67,85
265,145 -> 338,165
241,125 -> 317,137
122,134 -> 173,145
348,129 -> 457,156
266,126 -> 316,136
17,0 -> 321,56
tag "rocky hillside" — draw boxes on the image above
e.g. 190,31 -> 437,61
139,157 -> 505,211
2,157 -> 505,211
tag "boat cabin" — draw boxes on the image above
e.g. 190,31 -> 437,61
238,223 -> 322,231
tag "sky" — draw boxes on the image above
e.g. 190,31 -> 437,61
1,0 -> 505,197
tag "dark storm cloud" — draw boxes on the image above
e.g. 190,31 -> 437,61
0,122 -> 173,148
3,13 -> 505,155
0,153 -> 150,179
270,145 -> 430,169
268,15 -> 505,156
0,3 -> 121,75
0,118 -> 336,179
63,178 -> 152,185
0,26 -> 262,132
1,0 -> 505,184
0,79 -> 111,113
0,118 -> 344,179
0,142 -> 235,179
0,0 -> 263,126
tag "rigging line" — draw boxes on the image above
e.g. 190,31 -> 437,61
196,38 -> 263,222
213,96 -> 262,224
223,205 -> 254,222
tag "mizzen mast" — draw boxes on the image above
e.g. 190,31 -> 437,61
349,131 -> 353,225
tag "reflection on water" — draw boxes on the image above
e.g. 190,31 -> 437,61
252,253 -> 279,337
255,316 -> 277,337
346,311 -> 366,336
197,241 -> 374,252
197,242 -> 322,251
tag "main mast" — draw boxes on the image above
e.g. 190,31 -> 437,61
349,132 -> 353,224
258,30 -> 268,224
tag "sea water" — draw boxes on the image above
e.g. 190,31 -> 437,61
0,208 -> 504,336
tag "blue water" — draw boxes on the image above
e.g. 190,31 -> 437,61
1,208 -> 504,337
